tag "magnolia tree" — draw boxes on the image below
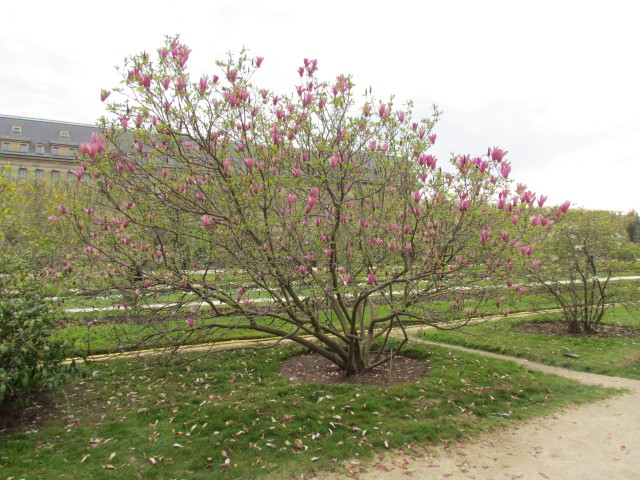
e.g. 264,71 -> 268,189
67,37 -> 564,375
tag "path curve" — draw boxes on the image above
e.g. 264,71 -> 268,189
321,340 -> 640,480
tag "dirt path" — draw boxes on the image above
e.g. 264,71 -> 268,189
321,340 -> 640,480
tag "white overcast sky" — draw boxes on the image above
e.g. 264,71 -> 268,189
1,0 -> 638,212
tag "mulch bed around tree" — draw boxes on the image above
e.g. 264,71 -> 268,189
516,321 -> 640,339
280,352 -> 430,386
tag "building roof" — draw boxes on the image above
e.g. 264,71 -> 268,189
0,114 -> 99,146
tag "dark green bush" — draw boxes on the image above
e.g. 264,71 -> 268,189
0,257 -> 77,405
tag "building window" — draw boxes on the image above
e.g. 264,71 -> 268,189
60,131 -> 70,138
52,146 -> 59,156
11,125 -> 22,133
19,168 -> 27,179
19,143 -> 28,153
35,169 -> 44,179
50,170 -> 60,179
36,144 -> 45,154
67,171 -> 75,180
69,147 -> 77,157
1,142 -> 9,151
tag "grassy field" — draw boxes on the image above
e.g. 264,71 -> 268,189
421,306 -> 640,379
0,342 -> 617,479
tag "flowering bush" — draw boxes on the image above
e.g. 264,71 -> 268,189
68,36 -> 565,375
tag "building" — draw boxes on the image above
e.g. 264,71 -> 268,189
0,114 -> 99,180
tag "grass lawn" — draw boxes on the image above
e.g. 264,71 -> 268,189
0,343 -> 617,479
421,306 -> 640,379
53,291 -> 560,357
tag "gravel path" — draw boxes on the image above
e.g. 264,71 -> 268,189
321,340 -> 640,480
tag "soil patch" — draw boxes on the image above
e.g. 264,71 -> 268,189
280,352 -> 430,386
516,321 -> 639,338
0,391 -> 66,436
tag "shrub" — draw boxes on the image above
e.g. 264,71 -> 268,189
0,256 -> 77,405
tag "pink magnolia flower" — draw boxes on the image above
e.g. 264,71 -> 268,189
161,77 -> 171,90
367,273 -> 376,286
306,196 -> 317,212
176,76 -> 188,92
341,274 -> 351,286
428,133 -> 437,144
140,74 -> 151,88
426,155 -> 437,169
397,111 -> 406,122
369,140 -> 378,152
201,215 -> 213,228
73,170 -> 84,181
199,76 -> 209,91
412,190 -> 422,203
537,195 -> 548,208
244,157 -> 254,170
490,146 -> 508,162
143,280 -> 154,289
556,201 -> 570,217
499,161 -> 512,179
255,56 -> 264,68
323,247 -> 334,258
287,194 -> 297,204
456,198 -> 471,212
186,318 -> 195,327
520,190 -> 535,206
100,89 -> 111,102
47,215 -> 59,223
302,93 -> 313,108
532,259 -> 542,267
